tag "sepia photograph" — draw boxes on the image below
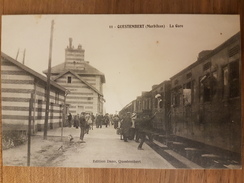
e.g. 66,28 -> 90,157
1,14 -> 241,169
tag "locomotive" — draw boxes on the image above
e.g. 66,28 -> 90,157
119,32 -> 241,154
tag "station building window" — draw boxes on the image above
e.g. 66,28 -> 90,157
67,76 -> 72,83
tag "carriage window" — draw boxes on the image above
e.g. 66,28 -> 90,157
172,88 -> 180,107
175,93 -> 180,106
229,61 -> 239,98
154,98 -> 158,108
159,93 -> 164,108
147,99 -> 150,110
192,80 -> 196,104
203,62 -> 211,71
149,99 -> 152,110
200,73 -> 217,102
203,83 -> 211,102
159,100 -> 163,108
222,66 -> 229,98
138,101 -> 142,111
183,82 -> 191,105
212,71 -> 217,96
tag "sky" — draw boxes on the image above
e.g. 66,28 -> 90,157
1,14 -> 240,114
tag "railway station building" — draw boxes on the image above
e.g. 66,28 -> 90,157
43,38 -> 105,116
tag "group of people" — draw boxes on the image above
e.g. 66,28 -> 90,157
94,113 -> 110,128
114,112 -> 156,150
67,111 -> 156,148
67,112 -> 95,143
67,112 -> 113,143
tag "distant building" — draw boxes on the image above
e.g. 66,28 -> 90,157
43,38 -> 105,115
1,52 -> 67,134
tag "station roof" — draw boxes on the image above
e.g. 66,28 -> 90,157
43,61 -> 106,83
1,52 -> 67,93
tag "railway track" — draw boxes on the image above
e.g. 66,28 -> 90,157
145,134 -> 241,169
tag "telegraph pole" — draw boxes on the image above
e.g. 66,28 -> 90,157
27,93 -> 34,166
44,20 -> 54,140
61,90 -> 69,141
16,49 -> 19,60
22,49 -> 26,65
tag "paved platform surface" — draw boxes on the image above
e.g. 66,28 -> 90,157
3,125 -> 175,169
44,125 -> 175,169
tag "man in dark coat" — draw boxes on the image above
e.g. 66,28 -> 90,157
104,113 -> 110,128
120,112 -> 132,142
113,115 -> 120,129
136,112 -> 156,150
79,112 -> 86,143
68,113 -> 72,127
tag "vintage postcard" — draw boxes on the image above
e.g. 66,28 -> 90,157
1,14 -> 241,169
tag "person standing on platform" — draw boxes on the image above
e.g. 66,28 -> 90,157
113,115 -> 120,129
79,112 -> 86,143
73,114 -> 79,129
137,112 -> 156,150
85,113 -> 92,134
121,112 -> 132,142
90,113 -> 95,130
95,114 -> 99,128
104,113 -> 110,128
68,113 -> 72,127
99,115 -> 103,128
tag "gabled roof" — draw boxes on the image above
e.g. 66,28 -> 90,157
52,70 -> 103,97
1,52 -> 67,92
43,61 -> 106,83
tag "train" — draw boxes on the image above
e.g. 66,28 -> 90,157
119,32 -> 241,154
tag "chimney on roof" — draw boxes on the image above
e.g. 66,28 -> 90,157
69,38 -> 73,48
